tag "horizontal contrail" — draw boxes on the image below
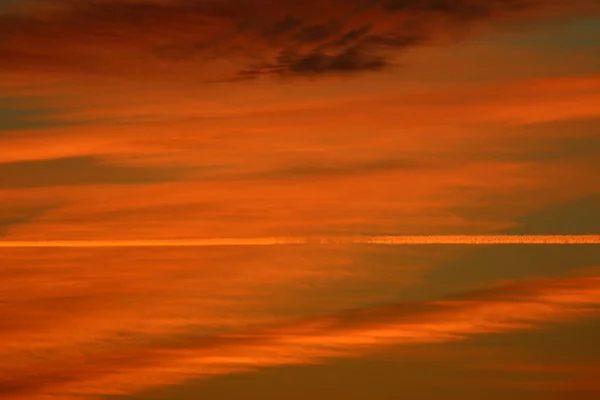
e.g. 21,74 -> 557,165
0,235 -> 599,248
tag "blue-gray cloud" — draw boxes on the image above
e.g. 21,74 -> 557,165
0,97 -> 74,134
405,193 -> 600,301
0,156 -> 185,189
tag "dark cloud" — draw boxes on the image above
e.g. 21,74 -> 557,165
241,46 -> 389,77
0,204 -> 56,236
0,0 -> 20,12
404,192 -> 600,303
507,193 -> 600,236
497,118 -> 600,162
294,24 -> 337,43
382,0 -> 528,18
0,156 -> 185,188
1,0 -> 597,80
0,97 -> 72,134
253,157 -> 432,180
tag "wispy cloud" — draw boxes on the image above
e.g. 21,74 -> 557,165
1,270 -> 599,399
1,0 -> 598,84
0,203 -> 56,237
2,74 -> 599,242
0,156 -> 186,189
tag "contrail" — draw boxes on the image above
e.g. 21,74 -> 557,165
0,235 -> 599,248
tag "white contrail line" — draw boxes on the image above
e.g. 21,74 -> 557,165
0,235 -> 599,248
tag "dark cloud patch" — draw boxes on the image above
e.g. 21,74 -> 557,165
0,0 -> 22,12
0,156 -> 185,189
365,31 -> 425,47
0,204 -> 57,237
511,119 -> 600,162
507,193 -> 600,235
1,0 -> 595,80
0,97 -> 73,134
383,0 -> 529,19
261,14 -> 302,39
251,157 -> 430,180
519,135 -> 600,162
294,24 -> 338,43
327,24 -> 373,47
402,193 -> 600,302
241,46 -> 389,77
284,46 -> 387,74
470,117 -> 600,163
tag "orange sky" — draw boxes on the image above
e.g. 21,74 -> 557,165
1,1 -> 600,399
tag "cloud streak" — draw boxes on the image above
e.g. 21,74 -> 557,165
0,156 -> 186,189
1,271 -> 599,399
1,235 -> 600,247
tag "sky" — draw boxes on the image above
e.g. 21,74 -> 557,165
1,0 -> 600,399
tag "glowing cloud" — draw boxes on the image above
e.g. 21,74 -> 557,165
1,271 -> 600,399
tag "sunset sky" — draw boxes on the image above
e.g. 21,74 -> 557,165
1,0 -> 600,399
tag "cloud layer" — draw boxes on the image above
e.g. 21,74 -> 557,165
2,3 -> 600,400
1,0 -> 599,84
1,268 -> 599,399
